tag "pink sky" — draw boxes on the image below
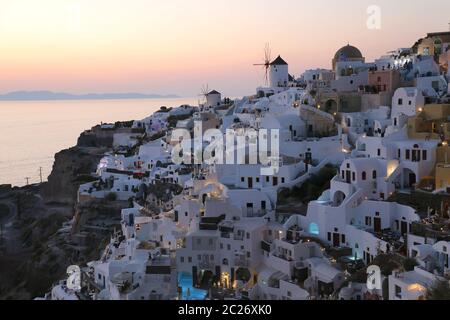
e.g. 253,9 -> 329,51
0,0 -> 449,97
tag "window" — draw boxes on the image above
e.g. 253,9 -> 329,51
398,98 -> 403,105
352,172 -> 356,181
281,177 -> 285,183
188,257 -> 192,263
246,233 -> 250,239
406,149 -> 410,160
287,291 -> 292,297
398,149 -> 401,158
362,171 -> 367,181
241,177 -> 245,182
247,251 -> 251,258
365,217 -> 372,226
422,150 -> 427,161
408,100 -> 412,106
327,232 -> 332,241
227,244 -> 231,251
185,212 -> 188,217
341,170 -> 345,179
395,285 -> 402,298
266,176 -> 270,183
372,170 -> 377,179
341,234 -> 346,244
256,177 -> 260,183
377,149 -> 381,156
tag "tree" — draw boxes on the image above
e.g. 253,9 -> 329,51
402,257 -> 418,272
426,278 -> 450,300
105,192 -> 117,202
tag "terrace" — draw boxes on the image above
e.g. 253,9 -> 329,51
411,220 -> 450,241
353,224 -> 403,248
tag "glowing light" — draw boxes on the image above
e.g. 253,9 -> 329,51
387,161 -> 399,177
407,283 -> 426,292
309,223 -> 320,235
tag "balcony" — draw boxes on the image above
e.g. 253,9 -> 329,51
261,240 -> 271,252
245,209 -> 267,218
234,258 -> 250,267
219,221 -> 234,233
198,261 -> 215,270
221,232 -> 231,239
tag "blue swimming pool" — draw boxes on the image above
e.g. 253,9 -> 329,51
178,272 -> 207,300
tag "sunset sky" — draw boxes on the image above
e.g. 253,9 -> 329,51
0,0 -> 449,97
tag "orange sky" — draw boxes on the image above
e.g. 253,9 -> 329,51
0,0 -> 449,97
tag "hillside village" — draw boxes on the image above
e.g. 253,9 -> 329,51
47,31 -> 450,301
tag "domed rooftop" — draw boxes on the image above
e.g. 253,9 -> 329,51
334,44 -> 363,61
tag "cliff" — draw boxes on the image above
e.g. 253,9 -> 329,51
0,126 -> 128,299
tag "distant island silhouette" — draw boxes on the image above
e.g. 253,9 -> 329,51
0,91 -> 180,101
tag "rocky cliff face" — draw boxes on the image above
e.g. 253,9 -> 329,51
0,126 -> 128,299
42,146 -> 105,205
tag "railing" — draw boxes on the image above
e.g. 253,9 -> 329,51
199,261 -> 215,269
234,258 -> 250,267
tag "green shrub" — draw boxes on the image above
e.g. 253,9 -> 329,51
426,278 -> 450,300
105,192 -> 117,202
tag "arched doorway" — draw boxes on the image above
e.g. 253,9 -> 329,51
325,99 -> 338,114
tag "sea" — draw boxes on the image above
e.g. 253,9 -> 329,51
0,98 -> 197,187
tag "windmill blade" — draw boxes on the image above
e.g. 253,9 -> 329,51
252,43 -> 272,86
201,84 -> 210,96
264,43 -> 272,65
